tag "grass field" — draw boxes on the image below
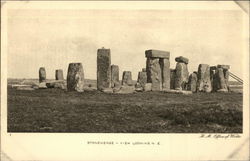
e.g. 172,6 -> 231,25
7,81 -> 243,133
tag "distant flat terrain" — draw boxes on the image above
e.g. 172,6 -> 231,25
7,79 -> 243,133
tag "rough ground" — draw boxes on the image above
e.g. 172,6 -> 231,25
7,81 -> 242,133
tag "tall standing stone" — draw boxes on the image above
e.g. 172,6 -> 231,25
67,63 -> 84,92
170,69 -> 175,89
137,71 -> 147,88
174,62 -> 189,90
55,69 -> 64,80
97,48 -> 111,90
111,65 -> 119,88
39,67 -> 46,83
145,49 -> 170,91
215,67 -> 228,91
197,64 -> 212,92
122,71 -> 133,86
188,72 -> 197,92
159,58 -> 170,90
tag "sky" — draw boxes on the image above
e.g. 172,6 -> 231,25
7,7 -> 245,80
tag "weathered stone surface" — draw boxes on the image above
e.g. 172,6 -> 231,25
146,58 -> 162,91
217,64 -> 230,70
159,58 -> 170,90
137,71 -> 147,88
111,65 -> 119,88
187,72 -> 197,92
142,68 -> 146,72
215,67 -> 228,91
145,49 -> 170,59
175,56 -> 189,64
67,63 -> 84,92
114,85 -> 135,94
122,71 -> 133,86
174,62 -> 189,90
197,64 -> 212,92
39,67 -> 46,83
144,83 -> 152,91
170,69 -> 175,89
55,69 -> 64,80
97,48 -> 111,90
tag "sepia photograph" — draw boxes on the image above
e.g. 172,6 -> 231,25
1,1 -> 249,160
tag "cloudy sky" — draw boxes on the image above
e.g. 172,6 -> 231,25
7,5 -> 246,80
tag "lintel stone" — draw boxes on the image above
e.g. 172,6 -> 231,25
145,49 -> 170,59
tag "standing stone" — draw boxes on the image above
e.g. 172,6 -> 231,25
215,67 -> 228,91
97,48 -> 111,90
137,71 -> 147,88
55,69 -> 64,80
175,56 -> 189,64
39,67 -> 46,83
159,58 -> 170,90
197,64 -> 212,92
188,72 -> 197,92
146,58 -> 162,91
174,62 -> 189,90
210,68 -> 216,91
145,49 -> 170,91
67,63 -> 84,92
224,69 -> 230,90
170,69 -> 176,89
111,65 -> 119,88
122,71 -> 133,86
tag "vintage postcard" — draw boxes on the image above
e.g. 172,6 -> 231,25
1,1 -> 249,160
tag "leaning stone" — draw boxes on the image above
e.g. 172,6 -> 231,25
215,67 -> 228,91
159,58 -> 170,90
67,63 -> 84,92
97,48 -> 111,90
175,56 -> 189,64
111,65 -> 119,88
146,58 -> 162,91
145,49 -> 170,59
187,72 -> 197,92
174,62 -> 189,90
196,64 -> 212,92
55,69 -> 64,80
39,67 -> 46,83
217,65 -> 230,70
137,71 -> 147,88
170,69 -> 175,89
122,71 -> 133,86
144,83 -> 152,91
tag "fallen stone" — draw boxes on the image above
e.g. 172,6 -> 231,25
135,87 -> 143,92
145,49 -> 170,59
175,56 -> 189,64
67,63 -> 84,92
217,64 -> 230,70
97,48 -> 111,90
111,65 -> 119,88
187,72 -> 197,92
46,81 -> 66,89
159,58 -> 170,90
16,86 -> 35,91
217,89 -> 228,93
55,69 -> 64,80
101,88 -> 113,93
122,71 -> 133,86
163,89 -> 192,95
174,62 -> 189,90
197,64 -> 212,93
146,58 -> 162,91
114,85 -> 135,94
38,82 -> 47,89
39,67 -> 46,83
144,83 -> 152,91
